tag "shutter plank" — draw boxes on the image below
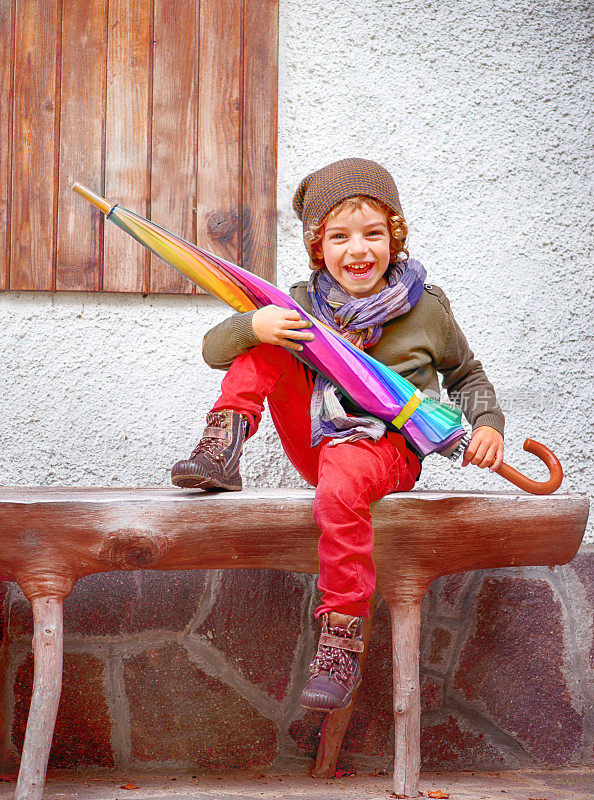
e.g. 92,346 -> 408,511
196,0 -> 242,271
148,0 -> 197,294
10,0 -> 59,290
241,0 -> 278,282
0,0 -> 13,290
56,0 -> 107,291
103,0 -> 150,293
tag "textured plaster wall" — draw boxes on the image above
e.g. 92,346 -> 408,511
1,0 -> 592,539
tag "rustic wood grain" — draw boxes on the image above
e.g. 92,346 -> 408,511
56,0 -> 107,291
13,596 -> 63,800
103,0 -> 151,292
0,0 -> 13,290
3,0 -> 279,296
196,0 -> 242,276
148,0 -> 197,294
10,0 -> 59,290
241,0 -> 278,282
391,601 -> 422,798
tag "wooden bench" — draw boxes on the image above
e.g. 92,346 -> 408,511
0,487 -> 589,799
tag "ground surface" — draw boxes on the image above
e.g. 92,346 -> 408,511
1,768 -> 593,800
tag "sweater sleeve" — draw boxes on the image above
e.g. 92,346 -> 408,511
201,310 -> 260,370
202,283 -> 311,371
434,291 -> 505,436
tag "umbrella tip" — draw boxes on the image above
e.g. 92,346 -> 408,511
72,183 -> 115,215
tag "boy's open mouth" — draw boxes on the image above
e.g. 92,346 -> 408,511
343,261 -> 374,279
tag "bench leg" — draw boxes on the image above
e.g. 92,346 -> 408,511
389,598 -> 422,798
15,596 -> 64,800
312,595 -> 376,778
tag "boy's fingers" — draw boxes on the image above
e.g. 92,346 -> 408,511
477,444 -> 497,469
490,447 -> 505,472
462,442 -> 477,466
463,440 -> 486,467
282,340 -> 304,351
283,318 -> 312,329
286,329 -> 315,341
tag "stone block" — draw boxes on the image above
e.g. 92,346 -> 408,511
288,710 -> 323,757
427,572 -> 475,618
421,713 -> 508,770
7,570 -> 206,637
12,653 -> 114,768
421,676 -> 444,713
452,574 -> 583,765
123,642 -> 277,769
194,569 -> 305,701
421,623 -> 457,673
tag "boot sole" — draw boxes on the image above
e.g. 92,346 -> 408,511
171,473 -> 242,491
299,676 -> 361,712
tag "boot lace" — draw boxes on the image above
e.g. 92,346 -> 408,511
189,412 -> 229,459
310,628 -> 356,687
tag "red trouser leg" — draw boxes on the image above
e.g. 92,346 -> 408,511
211,344 -> 420,617
313,435 -> 419,618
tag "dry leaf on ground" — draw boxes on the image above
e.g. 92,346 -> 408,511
120,782 -> 139,790
428,791 -> 450,799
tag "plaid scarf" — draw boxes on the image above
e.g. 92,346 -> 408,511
306,259 -> 427,446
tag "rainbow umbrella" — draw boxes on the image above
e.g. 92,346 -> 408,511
73,183 -> 466,458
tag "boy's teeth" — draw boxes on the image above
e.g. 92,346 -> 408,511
346,264 -> 373,274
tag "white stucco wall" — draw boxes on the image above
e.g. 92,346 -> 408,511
1,0 -> 592,540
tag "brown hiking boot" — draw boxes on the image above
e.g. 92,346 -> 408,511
171,410 -> 249,490
299,612 -> 364,711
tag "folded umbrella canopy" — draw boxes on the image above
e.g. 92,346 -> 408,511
73,183 -> 563,494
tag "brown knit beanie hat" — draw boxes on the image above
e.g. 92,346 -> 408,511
292,158 -> 403,238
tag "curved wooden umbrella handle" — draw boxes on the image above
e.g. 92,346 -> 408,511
494,438 -> 563,495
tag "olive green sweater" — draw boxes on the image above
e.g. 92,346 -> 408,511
202,282 -> 505,436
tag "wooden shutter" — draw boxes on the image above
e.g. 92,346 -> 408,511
0,0 -> 278,293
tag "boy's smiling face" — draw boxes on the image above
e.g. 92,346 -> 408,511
320,201 -> 391,298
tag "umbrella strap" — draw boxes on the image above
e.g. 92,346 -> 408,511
391,390 -> 424,429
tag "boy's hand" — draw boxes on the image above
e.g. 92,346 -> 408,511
462,426 -> 504,472
251,306 -> 315,351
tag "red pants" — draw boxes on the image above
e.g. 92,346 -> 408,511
212,344 -> 421,618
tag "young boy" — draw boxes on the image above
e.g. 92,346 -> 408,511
171,158 -> 504,712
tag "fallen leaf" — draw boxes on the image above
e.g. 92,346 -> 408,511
120,783 -> 139,790
335,768 -> 357,777
428,792 -> 450,799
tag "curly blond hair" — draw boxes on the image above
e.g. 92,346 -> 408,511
303,196 -> 409,271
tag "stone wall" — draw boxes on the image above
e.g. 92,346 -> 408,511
1,552 -> 593,773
